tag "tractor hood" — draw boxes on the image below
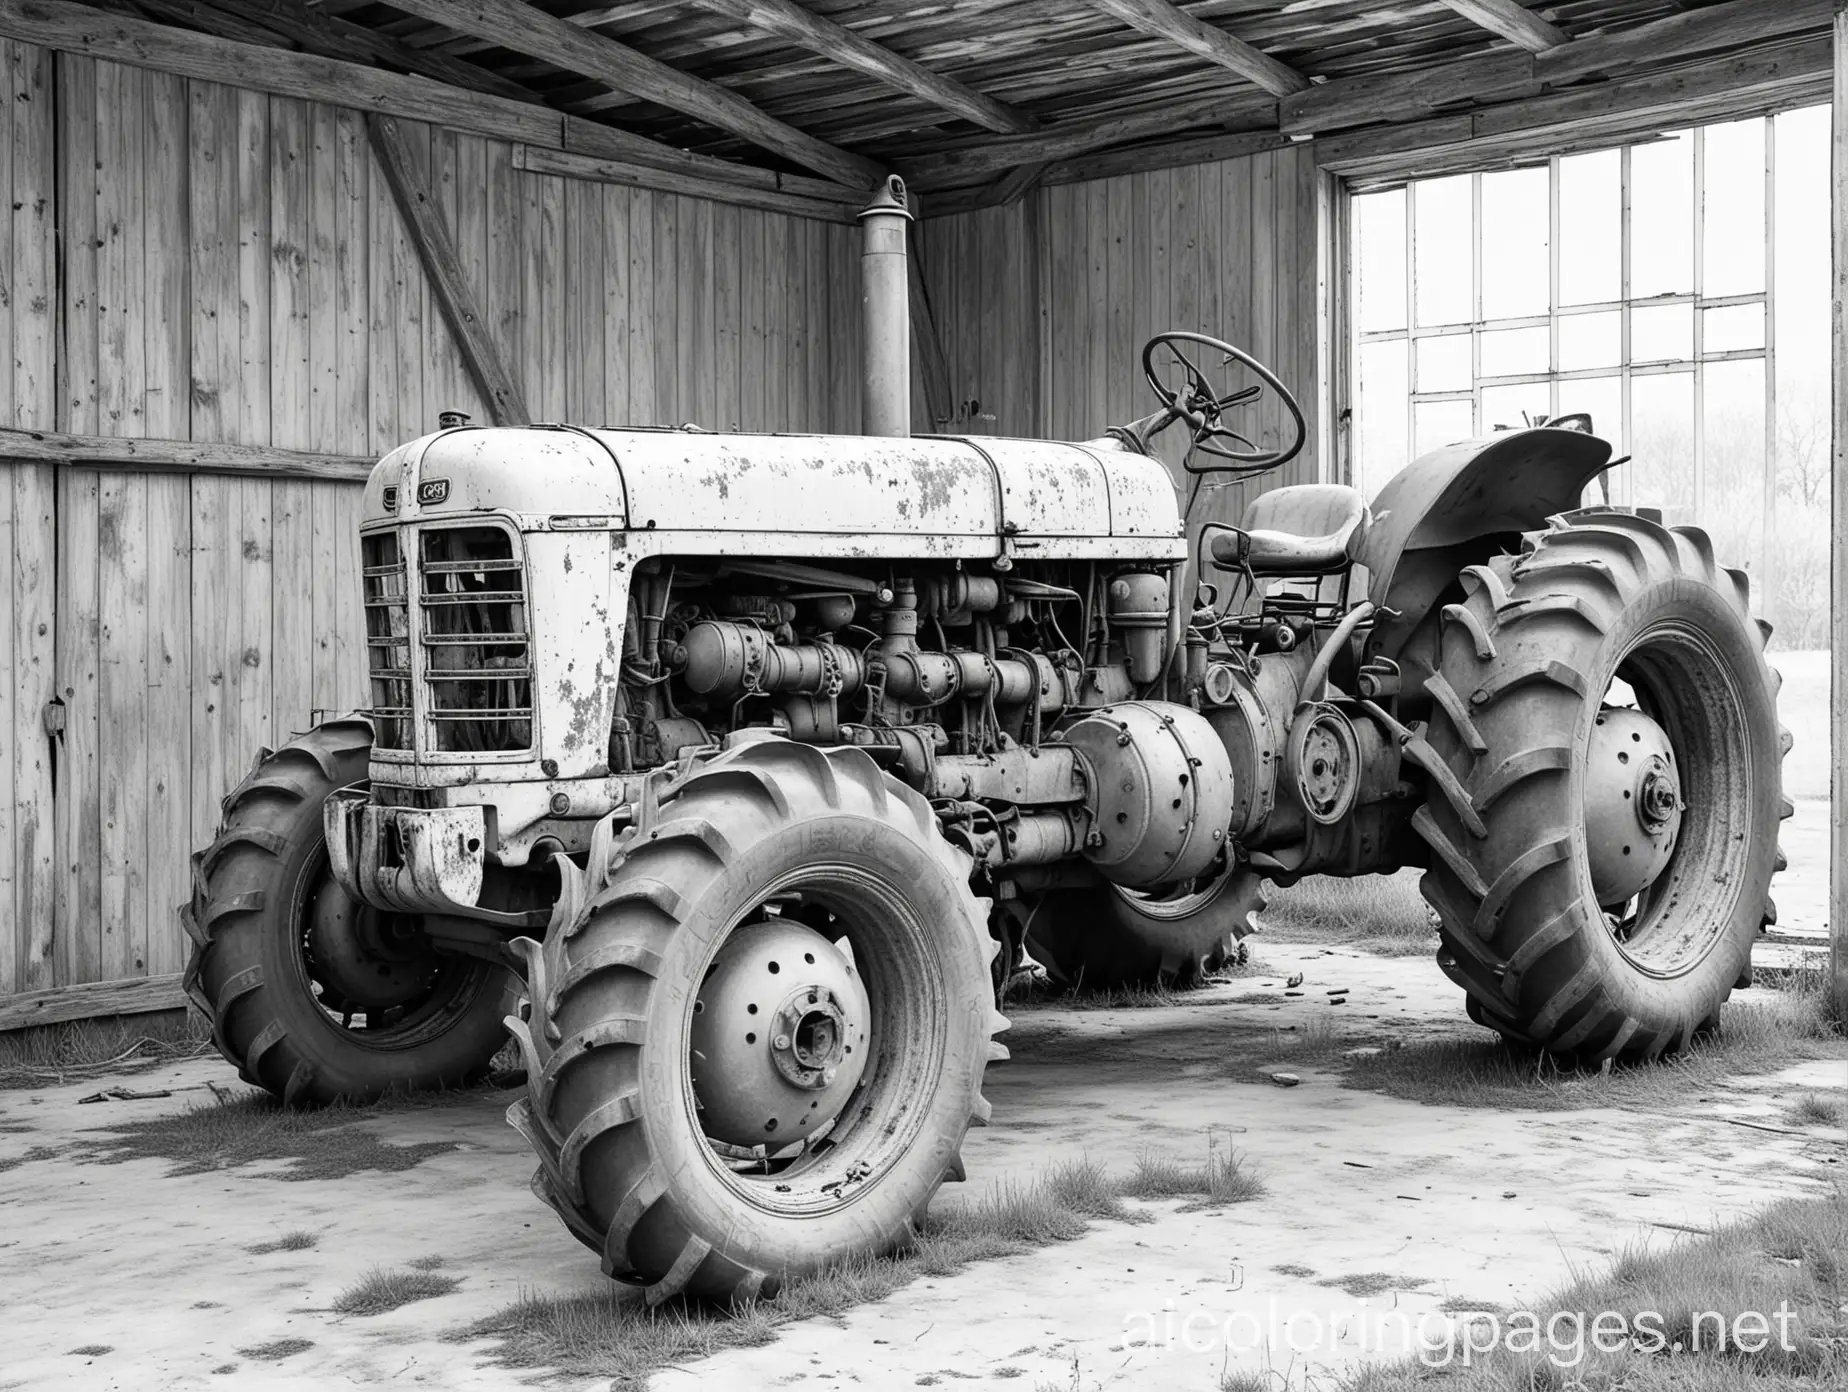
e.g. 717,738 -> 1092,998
363,425 -> 1184,558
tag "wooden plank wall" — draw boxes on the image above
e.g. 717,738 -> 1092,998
914,145 -> 1323,534
0,44 -> 862,1002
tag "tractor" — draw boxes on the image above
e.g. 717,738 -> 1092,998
182,219 -> 1786,1303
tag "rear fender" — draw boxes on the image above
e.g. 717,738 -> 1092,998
1357,428 -> 1612,678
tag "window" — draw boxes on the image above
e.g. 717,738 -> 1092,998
1347,107 -> 1831,651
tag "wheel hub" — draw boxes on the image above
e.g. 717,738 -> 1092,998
689,918 -> 870,1148
305,879 -> 439,1012
1583,705 -> 1683,906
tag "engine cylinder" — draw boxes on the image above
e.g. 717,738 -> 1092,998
1061,700 -> 1235,888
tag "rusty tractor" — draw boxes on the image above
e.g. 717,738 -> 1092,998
183,230 -> 1785,1301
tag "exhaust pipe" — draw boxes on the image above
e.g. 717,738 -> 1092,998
859,174 -> 912,438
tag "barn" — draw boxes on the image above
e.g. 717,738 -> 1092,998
0,1 -> 1838,1038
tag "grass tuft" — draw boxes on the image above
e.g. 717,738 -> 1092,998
247,1230 -> 319,1255
333,1266 -> 462,1316
1258,873 -> 1437,957
0,1010 -> 211,1090
74,1092 -> 457,1180
66,1344 -> 112,1357
459,1154 -> 1203,1384
1120,1143 -> 1264,1209
1326,966 -> 1846,1112
1341,1186 -> 1848,1390
235,1338 -> 314,1361
1788,1091 -> 1847,1130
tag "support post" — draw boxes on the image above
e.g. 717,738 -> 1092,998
1831,1 -> 1848,1022
860,175 -> 913,438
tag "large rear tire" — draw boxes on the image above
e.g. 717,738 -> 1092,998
181,720 -> 515,1105
507,739 -> 1005,1303
1416,509 -> 1789,1060
1021,866 -> 1266,989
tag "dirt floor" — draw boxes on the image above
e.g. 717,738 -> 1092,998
0,652 -> 1835,1391
3,934 -> 1842,1392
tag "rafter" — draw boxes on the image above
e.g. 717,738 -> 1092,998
385,0 -> 885,188
902,87 -> 1277,189
1283,0 -> 1831,134
157,0 -> 539,104
1435,0 -> 1567,53
1081,0 -> 1309,97
684,0 -> 1035,135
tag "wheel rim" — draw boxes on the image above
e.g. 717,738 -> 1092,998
682,866 -> 950,1218
1588,620 -> 1753,978
287,846 -> 489,1050
1114,862 -> 1239,921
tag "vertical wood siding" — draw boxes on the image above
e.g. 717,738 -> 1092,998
0,48 -> 864,1001
913,146 -> 1323,533
2,51 -> 1320,1006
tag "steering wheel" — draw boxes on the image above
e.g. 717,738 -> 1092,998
1140,330 -> 1306,471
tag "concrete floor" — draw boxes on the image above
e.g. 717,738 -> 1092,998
2,938 -> 1842,1392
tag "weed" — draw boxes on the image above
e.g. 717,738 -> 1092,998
460,1158 -> 1175,1385
333,1267 -> 462,1316
1788,1090 -> 1847,1129
0,1010 -> 211,1090
1315,1271 -> 1419,1298
235,1338 -> 314,1361
0,1144 -> 65,1174
1120,1142 -> 1263,1209
1340,1186 -> 1848,1390
247,1230 -> 319,1255
1258,873 -> 1436,957
1337,967 -> 1846,1112
73,1092 -> 456,1180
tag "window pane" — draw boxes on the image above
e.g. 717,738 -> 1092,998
1630,372 -> 1694,517
1632,303 -> 1692,362
1702,119 -> 1766,297
1559,311 -> 1620,370
1481,381 -> 1550,432
1560,149 -> 1620,305
1480,166 -> 1549,319
1702,303 -> 1764,353
1771,104 -> 1831,652
1413,175 -> 1474,326
1415,333 -> 1472,392
1480,324 -> 1549,377
1701,357 -> 1766,605
1356,338 -> 1409,498
1556,375 -> 1622,451
1414,399 -> 1474,456
1632,133 -> 1694,297
1354,189 -> 1407,333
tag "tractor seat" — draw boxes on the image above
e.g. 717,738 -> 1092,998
1207,483 -> 1370,575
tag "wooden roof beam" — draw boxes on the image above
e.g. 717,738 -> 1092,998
1283,0 -> 1831,134
1434,0 -> 1566,54
173,0 -> 540,104
902,87 -> 1278,189
1081,0 -> 1309,97
384,0 -> 885,188
684,0 -> 1036,135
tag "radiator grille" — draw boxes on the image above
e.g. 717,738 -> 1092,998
420,525 -> 533,753
362,532 -> 411,750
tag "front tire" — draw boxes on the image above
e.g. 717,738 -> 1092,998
181,720 -> 515,1105
1417,509 -> 1788,1060
507,739 -> 1005,1303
